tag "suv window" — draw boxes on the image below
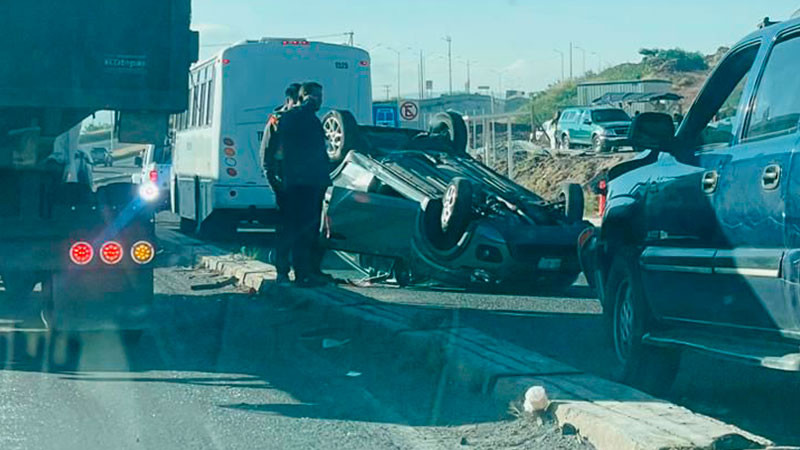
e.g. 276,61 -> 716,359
744,33 -> 800,142
591,109 -> 630,123
681,43 -> 760,150
561,111 -> 575,122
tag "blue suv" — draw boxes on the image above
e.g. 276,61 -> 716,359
579,17 -> 800,393
558,106 -> 631,152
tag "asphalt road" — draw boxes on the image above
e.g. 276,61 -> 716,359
0,220 -> 592,450
164,216 -> 800,446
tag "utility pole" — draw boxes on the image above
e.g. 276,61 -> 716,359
418,50 -> 424,100
569,41 -> 573,80
575,45 -> 587,75
382,84 -> 391,100
554,49 -> 565,82
591,51 -> 601,73
346,31 -> 354,46
444,36 -> 453,95
466,60 -> 471,94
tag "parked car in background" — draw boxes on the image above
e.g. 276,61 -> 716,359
90,147 -> 113,166
133,144 -> 172,209
320,110 -> 592,293
579,17 -> 800,395
558,107 -> 631,152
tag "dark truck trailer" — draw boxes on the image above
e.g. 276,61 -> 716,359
0,0 -> 197,336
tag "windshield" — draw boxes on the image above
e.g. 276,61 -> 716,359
4,2 -> 799,449
591,109 -> 630,123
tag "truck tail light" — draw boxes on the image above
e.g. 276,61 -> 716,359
149,170 -> 158,182
69,241 -> 93,265
131,241 -> 155,264
100,241 -> 123,265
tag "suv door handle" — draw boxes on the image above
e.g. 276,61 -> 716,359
702,170 -> 718,194
762,164 -> 781,190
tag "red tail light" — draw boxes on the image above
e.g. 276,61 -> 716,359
226,168 -> 238,177
149,170 -> 158,182
69,242 -> 93,265
100,241 -> 123,265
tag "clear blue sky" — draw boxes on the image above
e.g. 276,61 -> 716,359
193,0 -> 797,98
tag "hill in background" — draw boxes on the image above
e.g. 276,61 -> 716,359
524,46 -> 729,124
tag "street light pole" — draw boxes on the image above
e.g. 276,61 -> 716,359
569,42 -> 574,80
553,49 -> 565,82
466,60 -> 471,94
444,36 -> 453,95
591,51 -> 601,73
575,46 -> 587,75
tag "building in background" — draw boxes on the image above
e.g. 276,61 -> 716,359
373,93 -> 505,129
577,79 -> 673,114
504,90 -> 529,112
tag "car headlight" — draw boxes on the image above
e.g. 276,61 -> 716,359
138,183 -> 160,202
603,129 -> 616,136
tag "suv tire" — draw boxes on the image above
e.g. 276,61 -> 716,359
592,134 -> 607,153
605,247 -> 680,396
560,134 -> 571,150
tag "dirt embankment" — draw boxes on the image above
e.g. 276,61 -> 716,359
511,152 -> 634,215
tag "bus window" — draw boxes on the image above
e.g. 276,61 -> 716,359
205,79 -> 214,126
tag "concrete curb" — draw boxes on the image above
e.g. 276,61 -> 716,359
201,255 -> 774,450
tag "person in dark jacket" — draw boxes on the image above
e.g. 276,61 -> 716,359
276,81 -> 331,287
260,83 -> 300,285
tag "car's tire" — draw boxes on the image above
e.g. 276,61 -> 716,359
440,177 -> 473,243
560,133 -> 571,150
558,182 -> 584,223
605,247 -> 680,396
592,134 -> 607,153
323,110 -> 361,164
429,111 -> 468,155
392,259 -> 412,287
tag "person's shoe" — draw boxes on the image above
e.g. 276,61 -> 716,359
276,274 -> 291,286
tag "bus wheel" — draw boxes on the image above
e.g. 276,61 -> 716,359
323,110 -> 361,165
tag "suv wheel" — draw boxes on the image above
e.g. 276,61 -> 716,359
605,247 -> 680,396
592,134 -> 606,153
560,134 -> 571,150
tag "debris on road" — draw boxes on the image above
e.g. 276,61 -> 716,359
346,371 -> 362,377
190,276 -> 237,291
524,386 -> 551,413
322,338 -> 351,349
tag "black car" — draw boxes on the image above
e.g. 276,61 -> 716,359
579,16 -> 800,393
320,110 -> 592,293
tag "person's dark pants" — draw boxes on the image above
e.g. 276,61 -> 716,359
273,188 -> 291,277
283,185 -> 326,280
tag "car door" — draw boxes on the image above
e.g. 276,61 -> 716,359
711,29 -> 800,333
640,42 -> 763,323
573,109 -> 592,144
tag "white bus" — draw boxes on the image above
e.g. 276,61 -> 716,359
171,38 -> 373,233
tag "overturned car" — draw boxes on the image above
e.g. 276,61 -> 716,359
320,110 -> 592,292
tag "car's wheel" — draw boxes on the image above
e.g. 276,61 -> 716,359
392,259 -> 412,287
440,177 -> 473,243
592,134 -> 606,153
560,134 -> 571,150
429,111 -> 468,155
605,248 -> 680,395
557,182 -> 584,223
323,110 -> 361,164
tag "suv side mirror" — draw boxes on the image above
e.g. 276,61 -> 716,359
628,112 -> 675,152
134,156 -> 143,167
583,118 -> 592,125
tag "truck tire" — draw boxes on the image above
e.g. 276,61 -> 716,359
558,183 -> 584,223
605,247 -> 680,396
592,134 -> 607,153
323,110 -> 361,164
429,111 -> 468,155
440,177 -> 473,244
